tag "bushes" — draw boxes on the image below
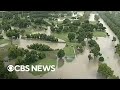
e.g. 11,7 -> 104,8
26,33 -> 58,42
27,43 -> 53,51
6,29 -> 20,39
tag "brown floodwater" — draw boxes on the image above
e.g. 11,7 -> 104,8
14,12 -> 120,79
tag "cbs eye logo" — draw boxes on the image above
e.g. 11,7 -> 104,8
7,65 -> 14,72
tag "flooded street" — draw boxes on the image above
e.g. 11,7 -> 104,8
90,13 -> 120,77
96,15 -> 120,77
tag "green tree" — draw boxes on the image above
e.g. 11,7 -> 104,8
57,49 -> 65,59
86,32 -> 93,40
108,75 -> 119,79
90,48 -> 100,58
76,45 -> 84,53
15,56 -> 25,65
112,36 -> 116,41
63,19 -> 71,24
20,29 -> 25,35
88,39 -> 97,47
38,52 -> 46,59
94,15 -> 99,21
68,32 -> 75,42
88,54 -> 93,61
2,24 -> 11,31
115,44 -> 120,56
24,50 -> 38,64
77,32 -> 85,43
98,63 -> 114,78
81,41 -> 86,47
99,57 -> 104,62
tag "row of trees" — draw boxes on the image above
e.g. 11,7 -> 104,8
27,43 -> 53,51
88,39 -> 105,62
26,33 -> 58,42
98,63 -> 119,79
98,11 -> 120,41
88,39 -> 101,58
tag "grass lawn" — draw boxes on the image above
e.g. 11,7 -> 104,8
64,45 -> 75,57
0,39 -> 10,45
89,21 -> 97,25
66,42 -> 79,47
30,51 -> 58,76
52,32 -> 69,42
93,31 -> 106,37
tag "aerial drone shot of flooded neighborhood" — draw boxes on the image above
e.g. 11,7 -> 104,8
0,11 -> 120,79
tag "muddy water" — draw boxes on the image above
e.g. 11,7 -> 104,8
41,12 -> 120,79
17,48 -> 101,79
18,12 -> 120,79
89,13 -> 120,77
13,39 -> 65,50
40,48 -> 100,79
96,15 -> 120,77
17,12 -> 100,79
12,26 -> 66,50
